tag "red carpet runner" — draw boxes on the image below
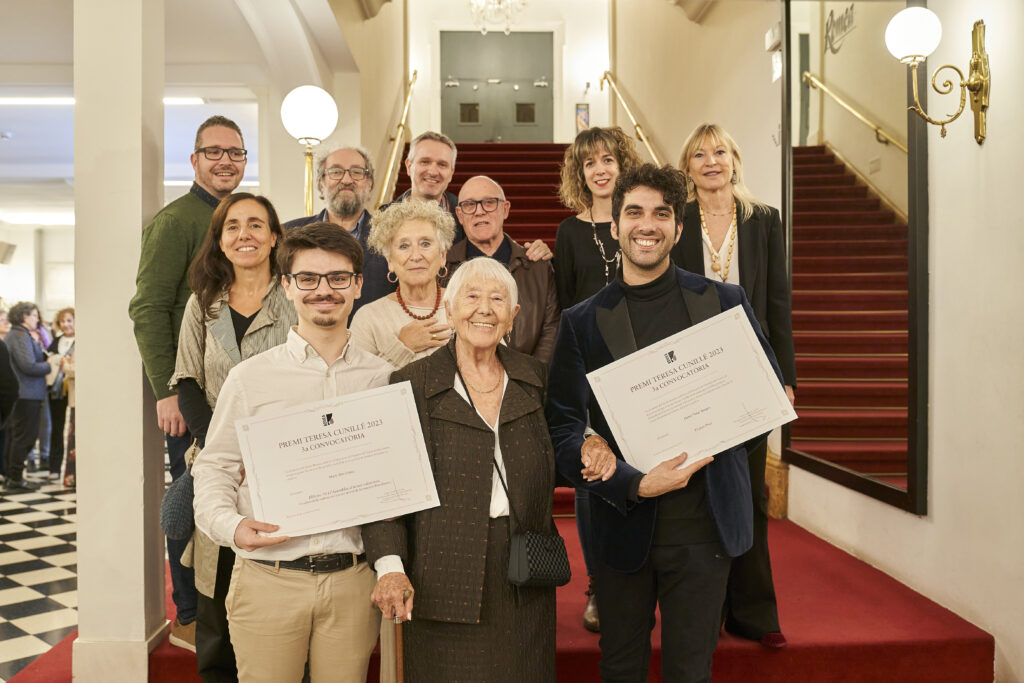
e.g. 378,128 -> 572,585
12,516 -> 992,682
786,145 -> 910,480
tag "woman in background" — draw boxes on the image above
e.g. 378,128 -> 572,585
553,126 -> 642,632
3,302 -> 49,492
46,307 -> 75,482
171,193 -> 294,681
672,122 -> 796,649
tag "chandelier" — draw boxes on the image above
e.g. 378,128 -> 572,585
469,0 -> 526,35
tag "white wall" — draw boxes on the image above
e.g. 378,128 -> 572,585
613,0 -> 784,209
0,223 -> 74,317
789,2 -> 1024,680
407,0 -> 610,142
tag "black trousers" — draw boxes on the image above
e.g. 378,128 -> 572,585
4,399 -> 43,482
48,395 -> 68,476
723,439 -> 781,639
595,542 -> 731,683
196,545 -> 238,683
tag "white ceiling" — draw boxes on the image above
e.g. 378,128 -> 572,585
0,0 -> 356,226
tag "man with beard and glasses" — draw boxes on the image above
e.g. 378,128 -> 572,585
129,114 -> 248,653
284,145 -> 389,316
193,222 -> 391,683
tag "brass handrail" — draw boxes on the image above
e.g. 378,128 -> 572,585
600,71 -> 663,166
375,69 -> 418,209
802,71 -> 908,154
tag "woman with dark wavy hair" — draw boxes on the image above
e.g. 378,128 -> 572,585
170,192 -> 296,680
3,301 -> 50,492
554,126 -> 642,632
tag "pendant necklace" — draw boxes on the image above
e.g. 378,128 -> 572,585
589,209 -> 621,284
698,203 -> 737,282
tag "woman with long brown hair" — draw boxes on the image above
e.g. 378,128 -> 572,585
171,192 -> 296,679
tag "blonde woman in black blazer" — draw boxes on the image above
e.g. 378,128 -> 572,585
672,123 -> 796,649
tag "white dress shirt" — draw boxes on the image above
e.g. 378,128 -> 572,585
193,328 -> 393,561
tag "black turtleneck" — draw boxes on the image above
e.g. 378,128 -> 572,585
618,263 -> 718,546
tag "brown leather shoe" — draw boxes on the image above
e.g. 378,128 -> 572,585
583,576 -> 600,633
169,618 -> 196,652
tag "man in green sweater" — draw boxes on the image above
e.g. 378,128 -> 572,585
128,115 -> 247,652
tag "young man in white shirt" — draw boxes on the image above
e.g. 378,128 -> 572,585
193,222 -> 393,683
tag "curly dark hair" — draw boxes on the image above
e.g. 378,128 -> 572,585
189,193 -> 284,320
559,126 -> 643,213
611,164 -> 688,227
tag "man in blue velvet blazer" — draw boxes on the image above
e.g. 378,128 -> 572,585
546,164 -> 783,683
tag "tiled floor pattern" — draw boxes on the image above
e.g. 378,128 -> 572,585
0,472 -> 78,682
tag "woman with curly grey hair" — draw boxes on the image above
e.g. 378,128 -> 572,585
349,200 -> 457,368
3,301 -> 50,492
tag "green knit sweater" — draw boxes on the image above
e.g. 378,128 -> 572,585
129,187 -> 216,400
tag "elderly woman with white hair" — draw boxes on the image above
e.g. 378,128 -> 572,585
363,257 -> 558,682
350,200 -> 457,367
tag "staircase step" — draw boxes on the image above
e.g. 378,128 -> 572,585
795,380 -> 909,408
792,255 -> 907,273
794,332 -> 908,354
793,163 -> 847,176
795,198 -> 880,212
793,210 -> 896,226
791,408 -> 908,439
792,145 -> 828,156
793,224 -> 907,241
793,239 -> 908,258
789,439 -> 908,474
792,152 -> 835,166
451,161 -> 567,173
793,174 -> 857,187
795,354 -> 907,380
792,290 -> 907,311
792,272 -> 907,290
792,309 -> 908,332
794,185 -> 869,200
455,142 -> 569,152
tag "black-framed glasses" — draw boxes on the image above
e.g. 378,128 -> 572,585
457,197 -> 504,214
196,146 -> 248,161
325,167 -> 370,181
287,271 -> 358,290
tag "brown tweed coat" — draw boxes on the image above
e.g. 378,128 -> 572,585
363,340 -> 557,624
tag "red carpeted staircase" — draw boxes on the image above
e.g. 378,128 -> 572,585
392,142 -> 572,249
787,145 -> 910,481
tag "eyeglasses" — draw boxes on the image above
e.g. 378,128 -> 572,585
457,197 -> 504,214
196,146 -> 248,162
287,271 -> 358,290
325,167 -> 370,181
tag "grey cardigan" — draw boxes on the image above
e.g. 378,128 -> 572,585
7,326 -> 50,400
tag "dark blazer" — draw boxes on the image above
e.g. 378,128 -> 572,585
0,340 -> 20,420
283,208 -> 393,317
6,326 -> 50,401
363,341 -> 556,624
672,202 -> 796,386
546,267 -> 783,572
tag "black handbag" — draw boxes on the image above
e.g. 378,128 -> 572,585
454,357 -> 571,588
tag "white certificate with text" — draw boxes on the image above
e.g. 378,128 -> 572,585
587,307 -> 797,473
236,381 -> 439,537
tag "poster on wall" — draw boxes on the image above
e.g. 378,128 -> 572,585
575,103 -> 590,134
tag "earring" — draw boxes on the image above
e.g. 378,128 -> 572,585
386,271 -> 398,284
685,176 -> 696,192
437,265 -> 449,279
730,170 -> 738,185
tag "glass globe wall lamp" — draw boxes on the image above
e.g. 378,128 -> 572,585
884,7 -> 991,144
280,86 -> 339,216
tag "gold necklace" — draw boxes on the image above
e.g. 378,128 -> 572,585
698,203 -> 737,282
457,362 -> 502,394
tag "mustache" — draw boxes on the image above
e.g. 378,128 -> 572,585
302,293 -> 346,304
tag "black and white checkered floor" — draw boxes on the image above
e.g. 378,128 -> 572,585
0,472 -> 78,682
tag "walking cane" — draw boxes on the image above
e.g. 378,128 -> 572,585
394,589 -> 412,683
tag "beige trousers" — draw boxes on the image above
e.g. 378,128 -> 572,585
226,557 -> 380,683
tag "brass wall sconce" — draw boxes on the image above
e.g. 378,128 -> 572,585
885,7 -> 990,144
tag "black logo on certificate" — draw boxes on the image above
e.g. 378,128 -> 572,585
664,350 -> 677,364
322,413 -> 334,426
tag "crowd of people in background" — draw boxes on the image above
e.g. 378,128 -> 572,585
0,112 -> 796,683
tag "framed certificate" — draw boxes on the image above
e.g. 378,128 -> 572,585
587,307 -> 797,472
236,381 -> 439,537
